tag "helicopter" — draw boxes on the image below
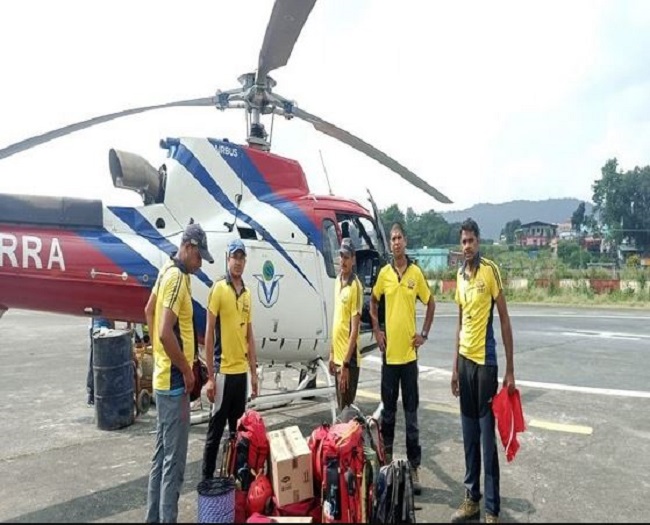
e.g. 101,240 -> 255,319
0,0 -> 451,408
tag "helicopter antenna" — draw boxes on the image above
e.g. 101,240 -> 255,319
319,149 -> 334,196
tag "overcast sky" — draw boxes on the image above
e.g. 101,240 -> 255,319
2,0 -> 650,214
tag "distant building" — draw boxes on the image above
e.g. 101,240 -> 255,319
406,248 -> 450,272
515,221 -> 558,247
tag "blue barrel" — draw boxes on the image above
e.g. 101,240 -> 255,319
93,329 -> 135,431
197,477 -> 236,523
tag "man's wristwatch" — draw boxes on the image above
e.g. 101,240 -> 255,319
420,331 -> 428,340
343,361 -> 350,369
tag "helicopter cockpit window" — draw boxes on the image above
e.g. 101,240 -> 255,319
337,215 -> 381,253
322,219 -> 340,278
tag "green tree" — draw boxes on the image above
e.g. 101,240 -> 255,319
571,202 -> 586,232
593,158 -> 650,251
501,219 -> 522,244
379,204 -> 405,236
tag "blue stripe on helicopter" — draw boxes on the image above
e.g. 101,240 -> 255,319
77,227 -> 208,330
107,206 -> 214,289
208,139 -> 323,251
172,143 -> 318,292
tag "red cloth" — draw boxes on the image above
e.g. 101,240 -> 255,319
492,387 -> 526,462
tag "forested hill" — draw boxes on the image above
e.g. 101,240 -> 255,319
440,198 -> 594,240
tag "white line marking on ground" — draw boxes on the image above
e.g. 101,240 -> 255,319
355,390 -> 594,434
362,356 -> 650,398
561,330 -> 648,341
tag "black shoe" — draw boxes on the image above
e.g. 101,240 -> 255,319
87,395 -> 94,407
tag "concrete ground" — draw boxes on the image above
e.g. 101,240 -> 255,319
1,303 -> 649,523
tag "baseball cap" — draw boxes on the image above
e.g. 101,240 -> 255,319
182,223 -> 214,263
227,238 -> 247,257
339,238 -> 355,257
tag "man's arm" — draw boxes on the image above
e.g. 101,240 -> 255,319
159,307 -> 194,393
451,306 -> 462,397
413,296 -> 435,348
495,292 -> 515,393
144,292 -> 156,342
370,294 -> 386,352
204,310 -> 217,402
247,322 -> 259,398
339,312 -> 361,393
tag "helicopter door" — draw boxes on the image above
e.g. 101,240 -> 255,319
246,242 -> 327,362
366,188 -> 389,259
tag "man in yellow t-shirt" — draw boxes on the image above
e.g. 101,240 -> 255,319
144,222 -> 214,523
329,238 -> 364,410
370,222 -> 435,495
450,218 -> 515,524
201,238 -> 258,481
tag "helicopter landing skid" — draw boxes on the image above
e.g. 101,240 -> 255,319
190,357 -> 337,426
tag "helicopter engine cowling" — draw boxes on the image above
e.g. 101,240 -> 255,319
109,149 -> 162,204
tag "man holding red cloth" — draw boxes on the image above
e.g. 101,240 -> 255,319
450,218 -> 516,524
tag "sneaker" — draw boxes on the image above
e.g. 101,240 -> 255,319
485,513 -> 499,523
410,465 -> 422,496
451,494 -> 480,523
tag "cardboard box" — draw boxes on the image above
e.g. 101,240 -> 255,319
268,425 -> 313,507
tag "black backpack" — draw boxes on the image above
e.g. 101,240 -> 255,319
371,459 -> 416,524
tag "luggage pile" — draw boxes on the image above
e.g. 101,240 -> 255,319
208,405 -> 416,524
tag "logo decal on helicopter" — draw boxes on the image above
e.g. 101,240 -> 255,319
254,260 -> 284,308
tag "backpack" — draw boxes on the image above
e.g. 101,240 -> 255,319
234,410 -> 270,490
338,404 -> 385,522
320,420 -> 366,523
307,423 -> 331,497
371,459 -> 416,524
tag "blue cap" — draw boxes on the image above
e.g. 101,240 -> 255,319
227,238 -> 247,257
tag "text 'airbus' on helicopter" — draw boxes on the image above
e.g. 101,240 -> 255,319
0,0 -> 452,388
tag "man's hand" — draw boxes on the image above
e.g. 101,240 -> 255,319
412,333 -> 426,349
340,366 -> 349,394
375,329 -> 386,352
250,374 -> 259,399
451,370 -> 460,397
206,377 -> 216,403
182,366 -> 195,395
328,355 -> 336,376
503,369 -> 516,395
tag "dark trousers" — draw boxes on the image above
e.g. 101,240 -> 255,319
381,359 -> 421,467
334,364 -> 360,411
202,372 -> 247,480
458,354 -> 500,516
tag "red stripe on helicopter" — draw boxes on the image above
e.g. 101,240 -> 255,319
0,225 -> 148,320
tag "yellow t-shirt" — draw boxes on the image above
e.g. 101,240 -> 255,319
208,276 -> 252,375
152,259 -> 195,392
372,260 -> 432,365
455,257 -> 503,366
331,273 -> 363,366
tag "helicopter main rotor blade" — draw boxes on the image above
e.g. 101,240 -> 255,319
0,97 -> 217,160
257,0 -> 317,82
291,107 -> 453,204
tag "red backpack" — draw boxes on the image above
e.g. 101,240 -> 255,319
320,420 -> 366,523
307,423 -> 330,497
235,410 -> 270,476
